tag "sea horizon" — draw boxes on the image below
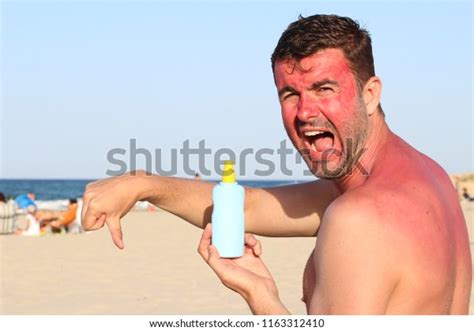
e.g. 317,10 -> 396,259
0,178 -> 310,202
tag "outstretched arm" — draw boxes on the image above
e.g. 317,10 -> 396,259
81,171 -> 340,248
144,174 -> 339,236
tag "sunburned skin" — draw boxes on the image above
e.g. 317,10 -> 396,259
275,49 -> 368,179
80,47 -> 471,315
303,134 -> 471,313
275,49 -> 472,314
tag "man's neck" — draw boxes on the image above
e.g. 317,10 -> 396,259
335,114 -> 390,193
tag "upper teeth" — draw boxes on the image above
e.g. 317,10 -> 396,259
304,131 -> 324,136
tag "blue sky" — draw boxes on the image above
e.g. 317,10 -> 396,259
1,0 -> 472,179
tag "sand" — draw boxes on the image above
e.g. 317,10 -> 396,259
1,204 -> 473,315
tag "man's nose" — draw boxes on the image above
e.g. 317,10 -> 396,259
296,95 -> 320,122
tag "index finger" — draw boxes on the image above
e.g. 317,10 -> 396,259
197,223 -> 212,261
105,215 -> 124,249
245,233 -> 262,256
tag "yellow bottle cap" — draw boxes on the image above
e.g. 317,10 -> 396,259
222,160 -> 236,183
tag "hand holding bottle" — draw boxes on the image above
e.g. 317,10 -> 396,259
198,223 -> 282,313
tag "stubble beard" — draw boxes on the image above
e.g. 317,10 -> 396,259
305,98 -> 369,179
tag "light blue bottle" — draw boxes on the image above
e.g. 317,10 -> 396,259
212,160 -> 245,258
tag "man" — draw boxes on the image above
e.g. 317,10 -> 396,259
81,15 -> 471,314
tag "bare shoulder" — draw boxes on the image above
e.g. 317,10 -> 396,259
318,190 -> 401,272
312,137 -> 471,313
311,191 -> 401,313
317,173 -> 468,313
322,187 -> 392,231
319,189 -> 401,252
317,181 -> 435,281
320,178 -> 448,251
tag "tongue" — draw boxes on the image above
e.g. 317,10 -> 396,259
315,135 -> 334,152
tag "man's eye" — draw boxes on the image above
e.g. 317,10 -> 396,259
318,86 -> 333,92
316,86 -> 335,96
283,93 -> 297,100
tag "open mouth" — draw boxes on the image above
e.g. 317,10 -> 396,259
300,128 -> 338,160
304,130 -> 335,152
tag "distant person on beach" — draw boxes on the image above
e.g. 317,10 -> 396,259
34,199 -> 82,234
194,173 -> 201,181
462,188 -> 474,202
15,205 -> 40,236
49,199 -> 80,233
15,192 -> 37,211
0,192 -> 17,234
81,15 -> 471,314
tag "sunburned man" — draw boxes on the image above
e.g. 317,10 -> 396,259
81,15 -> 471,314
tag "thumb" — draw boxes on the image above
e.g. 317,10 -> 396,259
105,215 -> 124,249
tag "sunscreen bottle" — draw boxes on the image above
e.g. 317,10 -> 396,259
211,160 -> 245,258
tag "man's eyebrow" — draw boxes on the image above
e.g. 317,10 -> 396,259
309,79 -> 339,90
278,79 -> 339,97
278,86 -> 298,98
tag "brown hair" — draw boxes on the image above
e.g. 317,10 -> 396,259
0,192 -> 5,202
271,14 -> 383,115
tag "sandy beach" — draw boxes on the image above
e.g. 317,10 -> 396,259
1,204 -> 473,315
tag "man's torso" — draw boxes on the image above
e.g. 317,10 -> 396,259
302,135 -> 472,314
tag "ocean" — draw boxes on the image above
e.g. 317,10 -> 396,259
0,179 -> 304,209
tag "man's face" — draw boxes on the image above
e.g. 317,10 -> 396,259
274,48 -> 369,178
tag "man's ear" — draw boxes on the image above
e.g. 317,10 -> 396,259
362,76 -> 382,116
